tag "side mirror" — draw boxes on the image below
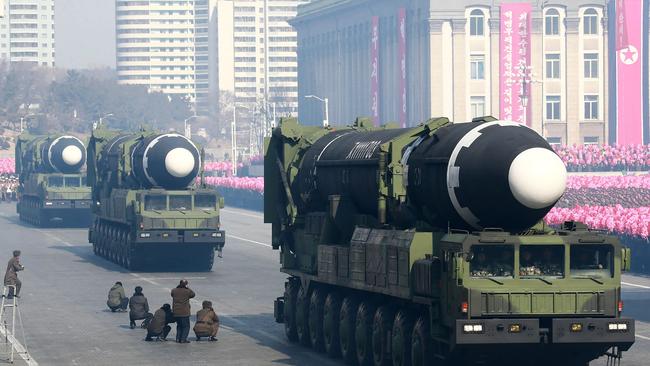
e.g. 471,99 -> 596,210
452,255 -> 464,280
622,247 -> 631,272
464,251 -> 474,262
219,197 -> 225,209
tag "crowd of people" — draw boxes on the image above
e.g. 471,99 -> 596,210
553,144 -> 650,172
106,279 -> 219,343
0,174 -> 19,202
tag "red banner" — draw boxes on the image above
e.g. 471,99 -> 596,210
370,16 -> 380,126
499,3 -> 531,125
398,8 -> 407,128
616,0 -> 644,145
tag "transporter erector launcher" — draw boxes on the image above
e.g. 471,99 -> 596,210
15,133 -> 91,227
266,116 -> 634,366
88,127 -> 225,271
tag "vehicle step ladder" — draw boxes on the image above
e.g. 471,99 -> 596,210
0,285 -> 35,365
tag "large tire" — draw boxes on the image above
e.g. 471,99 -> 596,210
308,288 -> 327,352
283,280 -> 299,342
391,310 -> 415,366
411,315 -> 432,366
372,306 -> 395,366
323,292 -> 343,358
339,297 -> 359,365
296,286 -> 311,346
355,301 -> 376,366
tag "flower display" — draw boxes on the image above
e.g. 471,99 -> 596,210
553,144 -> 650,172
205,176 -> 264,194
545,206 -> 650,239
0,158 -> 15,174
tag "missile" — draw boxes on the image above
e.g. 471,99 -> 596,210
36,135 -> 86,174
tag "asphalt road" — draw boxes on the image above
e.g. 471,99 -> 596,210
0,203 -> 646,366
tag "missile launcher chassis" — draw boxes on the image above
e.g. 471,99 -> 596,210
87,127 -> 225,271
266,117 -> 635,365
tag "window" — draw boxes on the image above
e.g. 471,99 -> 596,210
571,244 -> 613,278
584,95 -> 599,120
470,245 -> 514,278
470,55 -> 485,80
469,9 -> 484,36
470,96 -> 486,118
195,194 -> 217,210
546,137 -> 562,145
145,195 -> 166,211
520,245 -> 564,278
169,195 -> 192,211
48,176 -> 63,187
64,177 -> 81,187
584,53 -> 598,78
583,8 -> 598,35
546,96 -> 561,120
545,53 -> 560,79
583,136 -> 600,144
545,8 -> 560,35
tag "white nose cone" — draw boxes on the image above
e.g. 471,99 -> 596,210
508,148 -> 567,209
165,148 -> 195,178
61,145 -> 83,166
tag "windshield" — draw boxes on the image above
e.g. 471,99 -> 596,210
195,194 -> 217,210
571,245 -> 614,278
169,195 -> 192,210
64,177 -> 81,187
48,176 -> 64,187
145,195 -> 167,211
470,245 -> 514,277
520,245 -> 564,277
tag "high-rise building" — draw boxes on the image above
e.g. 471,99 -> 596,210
214,0 -> 304,117
115,0 -> 216,115
0,0 -> 56,67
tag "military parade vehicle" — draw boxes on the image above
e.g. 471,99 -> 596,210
265,116 -> 635,366
15,133 -> 92,227
87,126 -> 225,271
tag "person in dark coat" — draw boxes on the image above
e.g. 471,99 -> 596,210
4,250 -> 24,298
171,279 -> 195,343
193,300 -> 219,341
129,286 -> 153,329
146,304 -> 174,341
106,282 -> 128,312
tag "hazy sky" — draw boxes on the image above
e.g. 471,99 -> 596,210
56,0 -> 116,69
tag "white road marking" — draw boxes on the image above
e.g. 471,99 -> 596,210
636,334 -> 650,341
39,230 -> 73,247
622,282 -> 650,290
221,209 -> 263,220
129,277 -> 207,281
229,234 -> 271,248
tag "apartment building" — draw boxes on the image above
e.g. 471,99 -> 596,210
0,0 -> 55,67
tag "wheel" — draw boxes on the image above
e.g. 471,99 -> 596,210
355,301 -> 376,366
411,315 -> 432,366
372,306 -> 395,366
283,280 -> 299,342
296,285 -> 311,346
201,248 -> 215,271
309,287 -> 327,352
391,310 -> 414,366
339,297 -> 359,365
323,292 -> 342,358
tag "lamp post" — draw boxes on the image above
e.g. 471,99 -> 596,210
517,65 -> 532,126
183,115 -> 198,139
305,95 -> 329,127
98,113 -> 114,126
232,104 -> 251,177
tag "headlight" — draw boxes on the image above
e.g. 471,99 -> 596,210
139,233 -> 151,238
570,323 -> 583,332
193,233 -> 200,237
211,232 -> 222,238
162,233 -> 169,238
462,324 -> 483,333
45,202 -> 53,206
608,322 -> 628,332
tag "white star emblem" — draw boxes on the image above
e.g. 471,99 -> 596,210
620,45 -> 639,65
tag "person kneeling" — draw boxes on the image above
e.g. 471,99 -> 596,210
193,300 -> 219,342
129,286 -> 153,329
146,304 -> 173,341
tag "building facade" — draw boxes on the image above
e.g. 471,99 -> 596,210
115,0 -> 216,114
0,0 -> 55,67
213,0 -> 305,116
292,0 -> 611,145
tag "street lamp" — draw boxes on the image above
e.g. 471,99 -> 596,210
232,104 -> 251,177
184,115 -> 198,139
305,95 -> 329,127
517,65 -> 532,126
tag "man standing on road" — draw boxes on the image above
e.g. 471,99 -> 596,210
4,250 -> 24,298
106,282 -> 129,312
171,279 -> 195,343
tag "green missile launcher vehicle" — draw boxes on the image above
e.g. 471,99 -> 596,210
87,126 -> 225,271
266,117 -> 635,366
15,133 -> 92,227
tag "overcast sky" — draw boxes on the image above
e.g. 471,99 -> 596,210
56,0 -> 116,69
